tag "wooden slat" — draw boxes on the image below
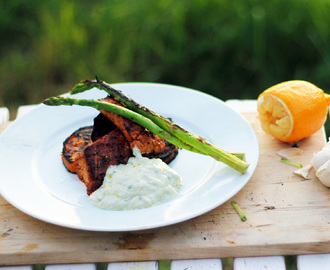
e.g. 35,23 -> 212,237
0,107 -> 9,124
0,266 -> 32,270
297,254 -> 330,270
171,259 -> 222,269
107,261 -> 158,269
45,264 -> 96,270
233,256 -> 285,270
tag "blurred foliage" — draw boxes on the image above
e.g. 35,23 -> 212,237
1,0 -> 330,121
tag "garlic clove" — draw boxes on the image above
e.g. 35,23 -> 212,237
312,147 -> 330,172
315,159 -> 330,187
294,163 -> 312,179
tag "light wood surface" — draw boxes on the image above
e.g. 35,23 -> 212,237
0,112 -> 329,266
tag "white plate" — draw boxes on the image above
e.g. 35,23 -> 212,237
0,83 -> 259,231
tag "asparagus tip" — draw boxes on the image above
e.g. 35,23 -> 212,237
70,77 -> 101,95
70,81 -> 91,95
43,96 -> 73,106
43,97 -> 60,105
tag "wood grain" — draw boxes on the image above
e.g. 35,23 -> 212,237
0,113 -> 329,266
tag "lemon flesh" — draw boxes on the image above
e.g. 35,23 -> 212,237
257,95 -> 293,141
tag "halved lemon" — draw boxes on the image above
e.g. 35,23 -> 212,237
257,80 -> 330,142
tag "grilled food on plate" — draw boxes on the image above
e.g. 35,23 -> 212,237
61,96 -> 179,195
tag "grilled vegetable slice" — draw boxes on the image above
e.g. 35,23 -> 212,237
62,126 -> 93,173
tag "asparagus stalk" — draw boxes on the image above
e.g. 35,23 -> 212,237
280,158 -> 303,168
44,96 -> 187,146
231,201 -> 247,221
71,79 -> 202,155
70,80 -> 203,142
43,96 -> 249,174
70,79 -> 249,173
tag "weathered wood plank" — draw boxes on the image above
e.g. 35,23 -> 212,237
0,112 -> 329,266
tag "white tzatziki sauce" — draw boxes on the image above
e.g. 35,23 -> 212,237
88,147 -> 182,210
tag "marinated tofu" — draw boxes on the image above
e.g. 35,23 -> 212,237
99,96 -> 179,163
75,128 -> 131,195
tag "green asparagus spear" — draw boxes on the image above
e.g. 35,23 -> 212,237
43,96 -> 249,174
71,78 -> 203,152
70,79 -> 249,173
44,96 -> 197,151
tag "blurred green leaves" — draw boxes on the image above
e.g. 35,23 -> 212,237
1,0 -> 330,111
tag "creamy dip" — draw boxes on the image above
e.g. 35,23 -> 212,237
88,147 -> 182,210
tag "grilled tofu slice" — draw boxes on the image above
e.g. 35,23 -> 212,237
62,114 -> 117,174
99,96 -> 179,164
74,128 -> 131,195
61,126 -> 93,173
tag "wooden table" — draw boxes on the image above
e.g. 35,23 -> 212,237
0,101 -> 329,269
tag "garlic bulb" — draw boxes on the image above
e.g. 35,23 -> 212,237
313,146 -> 330,171
315,160 -> 330,187
312,138 -> 330,187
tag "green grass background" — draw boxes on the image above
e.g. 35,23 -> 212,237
2,1 -> 330,128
